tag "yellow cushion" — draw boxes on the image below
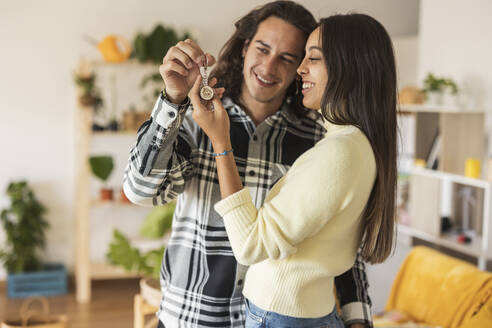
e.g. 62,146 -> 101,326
459,297 -> 492,328
385,246 -> 492,328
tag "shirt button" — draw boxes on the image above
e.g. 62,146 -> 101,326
252,135 -> 258,141
168,111 -> 176,118
233,313 -> 239,319
248,170 -> 255,177
237,279 -> 243,286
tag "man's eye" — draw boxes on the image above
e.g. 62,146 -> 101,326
281,57 -> 294,64
257,47 -> 268,54
309,58 -> 321,61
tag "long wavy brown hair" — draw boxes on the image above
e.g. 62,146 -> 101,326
211,1 -> 316,115
319,14 -> 398,264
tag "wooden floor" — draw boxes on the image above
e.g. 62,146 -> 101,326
0,278 -> 142,328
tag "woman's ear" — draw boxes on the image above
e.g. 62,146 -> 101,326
242,40 -> 250,58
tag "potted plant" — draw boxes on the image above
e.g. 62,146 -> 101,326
74,61 -> 103,110
133,24 -> 191,64
0,181 -> 67,298
422,73 -> 459,105
106,202 -> 175,306
140,72 -> 164,111
89,155 -> 114,201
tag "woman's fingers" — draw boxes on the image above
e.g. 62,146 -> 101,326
190,75 -> 205,109
214,87 -> 225,99
211,95 -> 226,113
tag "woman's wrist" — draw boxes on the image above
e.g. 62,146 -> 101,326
212,140 -> 232,154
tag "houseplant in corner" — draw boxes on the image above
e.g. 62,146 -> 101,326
0,181 -> 67,298
89,155 -> 114,201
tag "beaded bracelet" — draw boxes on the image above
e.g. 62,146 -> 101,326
213,149 -> 234,157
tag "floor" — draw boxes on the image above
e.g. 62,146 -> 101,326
2,238 -> 482,326
0,278 -> 140,328
0,245 -> 410,327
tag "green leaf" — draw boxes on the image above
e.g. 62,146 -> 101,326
106,230 -> 165,279
89,156 -> 114,182
139,202 -> 175,238
132,24 -> 190,64
0,180 -> 48,273
106,230 -> 142,272
134,33 -> 147,62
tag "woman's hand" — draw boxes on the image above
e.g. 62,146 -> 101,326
190,75 -> 230,152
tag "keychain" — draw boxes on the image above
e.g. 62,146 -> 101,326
199,56 -> 214,101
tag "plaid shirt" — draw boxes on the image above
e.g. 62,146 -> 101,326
123,94 -> 373,328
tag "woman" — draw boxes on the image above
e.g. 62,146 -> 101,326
190,13 -> 397,328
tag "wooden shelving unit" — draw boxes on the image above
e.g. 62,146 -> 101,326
397,104 -> 492,270
75,107 -> 147,303
400,104 -> 486,114
74,60 -> 164,303
400,167 -> 492,269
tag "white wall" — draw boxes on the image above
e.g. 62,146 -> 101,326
393,36 -> 420,88
0,0 -> 419,280
419,0 -> 492,155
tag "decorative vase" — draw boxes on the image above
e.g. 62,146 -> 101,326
425,91 -> 443,106
442,90 -> 457,106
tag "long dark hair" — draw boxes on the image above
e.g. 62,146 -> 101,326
319,14 -> 398,264
211,1 -> 316,114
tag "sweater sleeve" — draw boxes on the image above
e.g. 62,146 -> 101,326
214,137 -> 368,265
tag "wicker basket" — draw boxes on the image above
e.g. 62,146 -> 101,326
1,297 -> 68,328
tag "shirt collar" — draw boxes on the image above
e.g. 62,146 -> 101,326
223,97 -> 325,129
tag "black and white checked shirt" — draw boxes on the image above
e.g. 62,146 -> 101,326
123,95 -> 373,328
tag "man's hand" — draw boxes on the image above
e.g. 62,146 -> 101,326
159,39 -> 216,104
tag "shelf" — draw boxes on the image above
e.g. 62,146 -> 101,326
411,167 -> 492,189
92,130 -> 138,136
90,199 -> 138,208
90,261 -> 140,280
90,59 -> 157,68
399,104 -> 486,114
398,224 -> 489,259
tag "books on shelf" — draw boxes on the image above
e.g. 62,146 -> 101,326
426,132 -> 441,170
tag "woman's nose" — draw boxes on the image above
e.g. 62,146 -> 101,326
297,59 -> 307,76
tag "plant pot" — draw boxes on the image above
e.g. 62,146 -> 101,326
442,91 -> 458,106
100,188 -> 113,201
122,111 -> 151,131
139,277 -> 161,307
425,91 -> 443,105
105,120 -> 119,131
7,264 -> 67,299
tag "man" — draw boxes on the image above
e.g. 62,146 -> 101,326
124,1 -> 372,327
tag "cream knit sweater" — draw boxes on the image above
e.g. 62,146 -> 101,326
214,121 -> 377,318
